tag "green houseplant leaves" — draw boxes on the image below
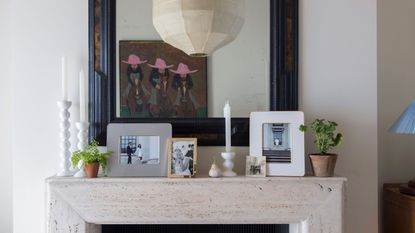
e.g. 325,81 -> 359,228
71,140 -> 112,175
300,119 -> 343,154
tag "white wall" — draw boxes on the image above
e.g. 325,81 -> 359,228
8,1 -> 379,233
300,1 -> 378,233
11,0 -> 88,232
0,0 -> 13,232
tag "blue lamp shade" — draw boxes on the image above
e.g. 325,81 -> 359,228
390,101 -> 415,134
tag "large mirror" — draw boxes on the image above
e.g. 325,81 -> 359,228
89,0 -> 298,146
116,0 -> 270,117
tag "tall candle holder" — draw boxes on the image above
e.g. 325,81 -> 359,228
221,100 -> 236,177
221,151 -> 236,177
73,122 -> 89,177
57,100 -> 73,177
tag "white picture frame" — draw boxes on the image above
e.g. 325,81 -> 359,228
249,111 -> 305,176
246,156 -> 266,177
107,123 -> 172,177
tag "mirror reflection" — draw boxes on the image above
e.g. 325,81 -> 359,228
116,0 -> 270,118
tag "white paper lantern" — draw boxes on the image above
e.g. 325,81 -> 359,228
153,0 -> 245,57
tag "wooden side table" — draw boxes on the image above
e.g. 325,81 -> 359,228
384,184 -> 415,233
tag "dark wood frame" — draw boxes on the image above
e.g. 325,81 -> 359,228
88,0 -> 299,146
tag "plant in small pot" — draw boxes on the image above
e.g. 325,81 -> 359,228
71,140 -> 112,178
300,119 -> 343,177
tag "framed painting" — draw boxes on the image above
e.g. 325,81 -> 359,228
118,41 -> 207,118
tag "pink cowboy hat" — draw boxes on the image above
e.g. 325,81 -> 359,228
169,63 -> 198,75
122,54 -> 147,65
147,58 -> 174,69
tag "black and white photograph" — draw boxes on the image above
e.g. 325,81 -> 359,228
168,138 -> 197,178
246,156 -> 266,177
107,123 -> 172,177
119,135 -> 160,165
262,123 -> 292,163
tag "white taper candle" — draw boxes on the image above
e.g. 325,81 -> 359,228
61,56 -> 68,101
79,69 -> 87,122
224,100 -> 231,152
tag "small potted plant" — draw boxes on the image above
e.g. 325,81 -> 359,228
71,140 -> 112,178
299,119 -> 343,177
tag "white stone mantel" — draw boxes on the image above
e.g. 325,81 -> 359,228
46,176 -> 346,233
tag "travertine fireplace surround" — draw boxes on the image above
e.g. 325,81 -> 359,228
46,176 -> 346,233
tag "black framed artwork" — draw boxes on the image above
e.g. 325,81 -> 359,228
88,0 -> 299,146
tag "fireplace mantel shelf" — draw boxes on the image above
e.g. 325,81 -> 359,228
46,176 -> 346,233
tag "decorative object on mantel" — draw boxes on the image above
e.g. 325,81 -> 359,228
74,69 -> 89,178
208,158 -> 221,178
152,0 -> 246,57
246,156 -> 266,177
300,119 -> 343,177
71,140 -> 112,178
168,138 -> 198,178
250,111 -> 305,177
221,101 -> 237,177
106,123 -> 172,177
57,56 -> 73,177
57,100 -> 72,176
389,100 -> 415,195
74,121 -> 89,177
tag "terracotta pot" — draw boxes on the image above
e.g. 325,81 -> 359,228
309,154 -> 338,177
84,162 -> 100,178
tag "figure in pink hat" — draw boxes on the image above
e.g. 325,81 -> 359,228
122,54 -> 150,117
171,63 -> 200,117
147,58 -> 174,117
122,54 -> 147,84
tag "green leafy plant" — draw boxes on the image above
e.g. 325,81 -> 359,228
299,119 -> 343,154
71,140 -> 112,175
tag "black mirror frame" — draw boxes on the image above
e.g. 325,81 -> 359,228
88,0 -> 299,146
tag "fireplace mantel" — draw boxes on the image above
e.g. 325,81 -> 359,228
46,176 -> 346,233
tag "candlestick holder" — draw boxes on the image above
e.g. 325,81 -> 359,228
57,100 -> 73,177
73,122 -> 89,178
221,151 -> 237,177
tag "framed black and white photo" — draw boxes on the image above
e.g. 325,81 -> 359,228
119,136 -> 159,165
246,156 -> 266,177
107,123 -> 172,176
249,112 -> 305,176
168,138 -> 197,178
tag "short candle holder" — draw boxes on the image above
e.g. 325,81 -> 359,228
57,100 -> 73,177
73,122 -> 89,178
221,151 -> 237,177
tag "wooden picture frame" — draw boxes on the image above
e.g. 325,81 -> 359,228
167,138 -> 198,178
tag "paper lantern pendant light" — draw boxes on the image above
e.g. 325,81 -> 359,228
153,0 -> 246,57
